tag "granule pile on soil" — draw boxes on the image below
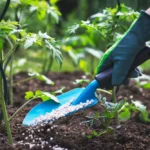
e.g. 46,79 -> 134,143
0,71 -> 150,150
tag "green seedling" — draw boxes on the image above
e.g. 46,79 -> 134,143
134,74 -> 150,89
72,78 -> 90,85
13,72 -> 54,86
86,95 -> 150,139
0,4 -> 62,145
25,90 -> 59,103
119,100 -> 150,123
9,87 -> 65,123
85,93 -> 126,139
138,81 -> 150,89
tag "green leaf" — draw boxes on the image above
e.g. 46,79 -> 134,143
28,72 -> 54,85
84,47 -> 103,59
37,75 -> 54,85
0,21 -> 18,38
35,90 -> 59,103
47,9 -> 59,23
90,13 -> 106,19
45,40 -> 63,67
38,31 -> 50,39
29,6 -> 38,12
67,24 -> 80,35
35,90 -> 43,96
25,91 -> 34,100
87,135 -> 92,139
11,0 -> 21,3
119,108 -> 131,122
92,130 -> 98,136
68,50 -> 84,65
24,34 -> 37,49
140,81 -> 150,89
42,92 -> 59,103
132,101 -> 150,123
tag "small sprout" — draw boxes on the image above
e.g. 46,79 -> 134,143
72,79 -> 90,85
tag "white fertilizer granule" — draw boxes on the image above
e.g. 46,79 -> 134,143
31,99 -> 94,126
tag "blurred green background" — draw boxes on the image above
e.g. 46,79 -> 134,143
0,0 -> 150,75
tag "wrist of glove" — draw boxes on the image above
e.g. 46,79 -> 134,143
96,10 -> 150,88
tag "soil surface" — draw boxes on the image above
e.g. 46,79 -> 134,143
0,71 -> 150,150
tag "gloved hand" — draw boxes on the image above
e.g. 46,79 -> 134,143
97,11 -> 150,87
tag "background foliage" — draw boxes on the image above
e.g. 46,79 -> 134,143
0,0 -> 149,74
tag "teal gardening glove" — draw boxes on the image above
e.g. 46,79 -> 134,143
97,11 -> 150,88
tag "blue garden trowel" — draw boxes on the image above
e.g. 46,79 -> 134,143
23,47 -> 150,126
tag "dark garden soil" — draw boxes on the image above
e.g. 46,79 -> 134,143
0,71 -> 150,150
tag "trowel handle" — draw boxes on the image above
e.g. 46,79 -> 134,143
95,46 -> 150,89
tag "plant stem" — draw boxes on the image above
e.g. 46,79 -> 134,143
42,50 -> 47,74
96,89 -> 112,95
45,54 -> 53,75
0,39 -> 13,144
13,76 -> 35,86
9,98 -> 36,122
9,55 -> 13,105
3,45 -> 18,62
112,86 -> 119,126
90,56 -> 94,74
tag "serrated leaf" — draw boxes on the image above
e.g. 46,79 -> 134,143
38,31 -> 50,39
45,40 -> 63,67
47,9 -> 59,23
67,24 -> 79,35
24,34 -> 37,49
25,91 -> 34,100
68,50 -> 84,65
